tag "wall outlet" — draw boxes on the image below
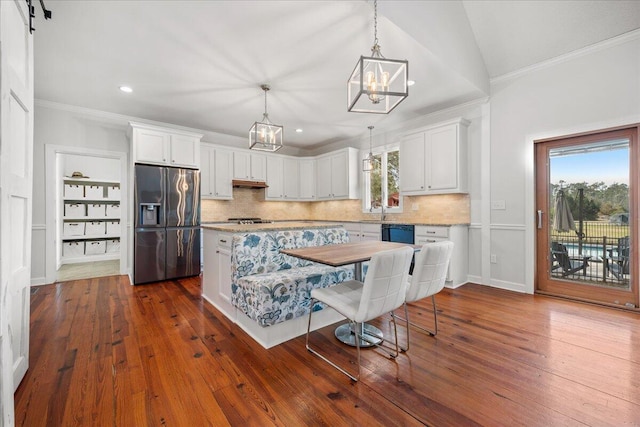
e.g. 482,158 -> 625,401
411,203 -> 419,211
490,254 -> 497,264
491,200 -> 506,210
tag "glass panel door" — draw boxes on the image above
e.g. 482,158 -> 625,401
535,127 -> 638,309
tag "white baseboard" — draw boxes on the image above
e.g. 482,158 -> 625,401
30,277 -> 47,286
489,278 -> 528,294
234,306 -> 344,349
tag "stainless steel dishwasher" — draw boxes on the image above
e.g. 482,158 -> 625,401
381,224 -> 415,273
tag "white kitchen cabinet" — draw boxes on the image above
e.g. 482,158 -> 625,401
266,156 -> 299,200
266,156 -> 284,199
60,177 -> 122,264
233,151 -> 266,181
202,229 -> 236,320
316,148 -> 359,200
414,224 -> 468,288
282,157 -> 299,199
400,118 -> 469,195
343,223 -> 380,242
129,122 -> 202,169
213,148 -> 233,199
298,158 -> 316,200
201,144 -> 214,198
201,144 -> 233,200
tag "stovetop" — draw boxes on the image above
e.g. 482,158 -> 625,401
227,217 -> 272,224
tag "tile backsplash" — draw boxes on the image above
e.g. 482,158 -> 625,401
201,188 -> 469,224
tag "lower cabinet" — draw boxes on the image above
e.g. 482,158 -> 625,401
343,223 -> 381,241
202,229 -> 236,320
415,225 -> 468,288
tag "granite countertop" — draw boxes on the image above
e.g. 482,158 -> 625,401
340,220 -> 469,226
201,221 -> 345,233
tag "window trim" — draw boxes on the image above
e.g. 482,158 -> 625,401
362,144 -> 403,213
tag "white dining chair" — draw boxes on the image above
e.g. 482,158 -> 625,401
305,246 -> 414,381
395,241 -> 453,351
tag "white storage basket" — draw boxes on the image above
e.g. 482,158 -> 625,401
64,184 -> 84,199
106,239 -> 120,253
63,222 -> 85,237
107,185 -> 121,200
87,203 -> 106,217
64,203 -> 85,218
85,221 -> 105,236
85,240 -> 106,255
63,241 -> 84,258
105,204 -> 120,217
85,185 -> 104,199
106,221 -> 120,235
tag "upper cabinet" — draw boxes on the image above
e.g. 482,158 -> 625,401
400,118 -> 469,195
233,151 -> 266,181
129,122 -> 202,169
265,156 -> 299,200
201,143 -> 233,200
298,158 -> 316,201
315,148 -> 359,200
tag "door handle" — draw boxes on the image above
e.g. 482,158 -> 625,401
537,210 -> 543,229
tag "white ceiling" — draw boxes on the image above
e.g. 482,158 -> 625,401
33,1 -> 640,150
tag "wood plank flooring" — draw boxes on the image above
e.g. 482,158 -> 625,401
15,276 -> 640,426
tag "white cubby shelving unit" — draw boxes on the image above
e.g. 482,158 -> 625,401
61,177 -> 122,264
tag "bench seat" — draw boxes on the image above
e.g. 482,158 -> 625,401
233,264 -> 354,326
230,227 -> 353,328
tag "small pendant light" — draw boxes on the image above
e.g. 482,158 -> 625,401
363,125 -> 375,172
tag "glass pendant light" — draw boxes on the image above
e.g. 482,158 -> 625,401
249,84 -> 283,152
348,0 -> 408,114
363,125 -> 375,172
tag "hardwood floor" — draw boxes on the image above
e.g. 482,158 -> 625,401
15,276 -> 640,426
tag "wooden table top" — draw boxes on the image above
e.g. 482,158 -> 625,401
280,240 -> 419,267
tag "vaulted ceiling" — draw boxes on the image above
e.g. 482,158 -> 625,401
34,1 -> 640,149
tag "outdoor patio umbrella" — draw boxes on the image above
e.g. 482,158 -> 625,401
553,189 -> 575,232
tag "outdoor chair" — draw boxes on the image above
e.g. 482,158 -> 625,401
550,242 -> 590,277
606,236 -> 630,280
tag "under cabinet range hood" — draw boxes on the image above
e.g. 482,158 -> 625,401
232,179 -> 268,189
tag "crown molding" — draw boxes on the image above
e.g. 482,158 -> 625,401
34,99 -> 208,136
490,28 -> 640,85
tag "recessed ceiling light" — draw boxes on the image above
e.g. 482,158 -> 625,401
295,128 -> 303,133
119,86 -> 133,93
407,80 -> 416,87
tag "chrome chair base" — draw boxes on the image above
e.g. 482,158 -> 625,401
334,323 -> 383,347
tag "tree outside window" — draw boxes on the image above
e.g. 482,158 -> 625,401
365,148 -> 401,212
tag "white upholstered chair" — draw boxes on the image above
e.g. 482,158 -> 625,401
306,246 -> 414,381
396,241 -> 453,351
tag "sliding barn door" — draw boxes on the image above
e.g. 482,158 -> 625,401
0,0 -> 34,422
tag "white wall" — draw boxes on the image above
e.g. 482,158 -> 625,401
482,32 -> 640,293
31,105 -> 130,284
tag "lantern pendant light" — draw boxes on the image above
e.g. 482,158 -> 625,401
249,84 -> 283,152
347,0 -> 408,114
363,126 -> 375,172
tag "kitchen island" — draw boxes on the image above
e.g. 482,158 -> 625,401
202,222 -> 352,348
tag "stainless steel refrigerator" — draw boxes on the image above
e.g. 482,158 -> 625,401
134,164 -> 201,284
